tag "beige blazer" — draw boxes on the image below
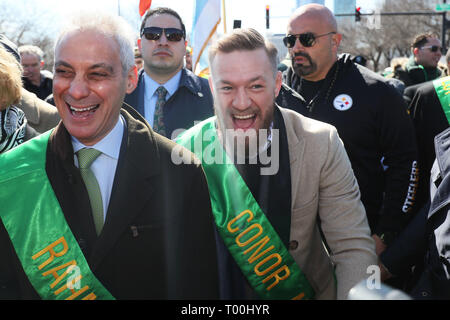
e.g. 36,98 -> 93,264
280,107 -> 377,300
18,89 -> 60,134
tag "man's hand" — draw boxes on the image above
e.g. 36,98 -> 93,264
372,234 -> 387,255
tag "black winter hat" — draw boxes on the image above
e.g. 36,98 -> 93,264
0,34 -> 21,63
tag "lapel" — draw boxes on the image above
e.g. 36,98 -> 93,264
280,108 -> 305,207
137,72 -> 146,116
48,122 -> 99,255
89,105 -> 161,269
177,68 -> 202,96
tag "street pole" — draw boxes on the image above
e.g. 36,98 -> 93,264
443,0 -> 447,51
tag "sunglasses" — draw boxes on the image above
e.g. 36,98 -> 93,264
141,27 -> 185,42
421,45 -> 442,53
283,32 -> 336,48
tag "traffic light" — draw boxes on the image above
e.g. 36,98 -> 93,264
355,7 -> 361,22
266,5 -> 270,29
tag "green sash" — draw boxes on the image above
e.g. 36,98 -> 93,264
0,131 -> 115,300
433,76 -> 450,125
176,117 -> 314,300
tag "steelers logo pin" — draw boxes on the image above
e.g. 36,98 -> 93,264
333,94 -> 353,111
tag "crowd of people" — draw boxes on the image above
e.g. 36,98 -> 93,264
0,3 -> 450,300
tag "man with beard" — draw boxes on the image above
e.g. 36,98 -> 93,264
276,4 -> 419,264
176,28 -> 376,300
125,7 -> 213,139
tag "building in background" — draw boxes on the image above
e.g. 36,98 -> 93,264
334,0 -> 356,14
334,0 -> 356,24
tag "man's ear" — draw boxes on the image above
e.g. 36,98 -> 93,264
274,71 -> 282,97
332,33 -> 342,51
208,76 -> 214,94
413,47 -> 419,56
126,66 -> 138,93
40,60 -> 45,69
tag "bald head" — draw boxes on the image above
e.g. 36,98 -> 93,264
289,4 -> 337,33
286,4 -> 341,81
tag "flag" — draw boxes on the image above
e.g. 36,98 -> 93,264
139,0 -> 152,16
191,0 -> 221,76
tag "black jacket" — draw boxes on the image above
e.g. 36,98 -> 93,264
402,81 -> 429,109
276,54 -> 419,241
22,71 -> 53,101
416,127 -> 450,299
410,80 -> 450,212
124,68 -> 214,139
382,127 -> 450,299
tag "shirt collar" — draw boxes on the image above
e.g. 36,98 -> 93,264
143,69 -> 182,98
71,114 -> 124,160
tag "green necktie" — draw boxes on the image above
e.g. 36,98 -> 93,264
153,86 -> 167,136
77,148 -> 104,236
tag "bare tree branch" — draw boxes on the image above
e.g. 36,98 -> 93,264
338,0 -> 442,72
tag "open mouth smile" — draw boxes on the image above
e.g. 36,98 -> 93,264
232,113 -> 256,130
67,103 -> 100,118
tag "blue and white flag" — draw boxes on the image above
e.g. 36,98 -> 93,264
191,0 -> 221,76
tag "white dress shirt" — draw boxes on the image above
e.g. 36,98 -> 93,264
143,70 -> 182,126
72,115 -> 125,221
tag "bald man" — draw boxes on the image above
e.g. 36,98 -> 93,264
276,4 -> 419,266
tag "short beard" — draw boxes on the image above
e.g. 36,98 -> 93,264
291,52 -> 317,77
145,60 -> 182,76
213,103 -> 273,161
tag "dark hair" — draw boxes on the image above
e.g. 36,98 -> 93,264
140,7 -> 186,38
411,32 -> 439,50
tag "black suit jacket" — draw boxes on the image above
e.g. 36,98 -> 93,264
403,81 -> 430,110
0,104 -> 219,299
124,68 -> 214,139
410,81 -> 450,212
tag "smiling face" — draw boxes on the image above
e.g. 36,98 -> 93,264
53,30 -> 136,146
210,48 -> 282,145
140,13 -> 186,82
415,37 -> 442,68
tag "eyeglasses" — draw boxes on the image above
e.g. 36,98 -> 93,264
141,27 -> 185,42
283,32 -> 336,48
421,45 -> 442,53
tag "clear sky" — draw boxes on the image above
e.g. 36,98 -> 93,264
2,0 -> 381,42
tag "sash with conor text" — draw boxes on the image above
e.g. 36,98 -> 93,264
433,76 -> 450,125
0,131 -> 114,300
176,117 -> 314,300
